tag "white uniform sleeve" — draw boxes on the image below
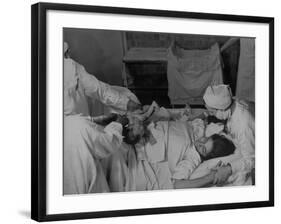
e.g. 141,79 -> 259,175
229,102 -> 255,174
103,122 -> 124,145
77,63 -> 129,110
91,122 -> 124,159
172,146 -> 201,180
230,131 -> 255,174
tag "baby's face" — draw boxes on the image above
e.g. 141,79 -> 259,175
127,115 -> 145,139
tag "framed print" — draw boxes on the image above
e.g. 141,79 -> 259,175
31,2 -> 274,222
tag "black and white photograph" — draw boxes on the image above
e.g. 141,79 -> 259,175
63,28 -> 255,195
30,2 -> 274,221
1,0 -> 279,223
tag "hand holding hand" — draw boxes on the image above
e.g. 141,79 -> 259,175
212,163 -> 232,186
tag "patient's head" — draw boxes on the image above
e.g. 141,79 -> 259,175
195,134 -> 235,161
122,116 -> 145,145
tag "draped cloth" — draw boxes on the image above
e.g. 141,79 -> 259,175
133,121 -> 201,191
235,38 -> 255,102
63,115 -> 123,195
167,43 -> 223,105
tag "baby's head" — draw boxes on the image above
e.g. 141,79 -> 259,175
122,115 -> 145,145
195,134 -> 235,161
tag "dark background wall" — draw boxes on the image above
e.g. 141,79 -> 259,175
125,31 -> 240,106
64,28 -> 126,115
63,29 -> 240,90
63,28 -> 241,111
64,28 -> 124,85
126,31 -> 240,96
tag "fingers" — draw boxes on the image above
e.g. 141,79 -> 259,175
213,174 -> 224,186
216,161 -> 223,167
211,161 -> 222,171
212,164 -> 230,186
217,178 -> 226,186
213,172 -> 224,185
215,176 -> 223,186
213,175 -> 219,185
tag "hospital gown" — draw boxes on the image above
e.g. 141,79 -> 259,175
63,115 -> 123,194
64,58 -> 129,116
227,99 -> 255,184
134,121 -> 202,191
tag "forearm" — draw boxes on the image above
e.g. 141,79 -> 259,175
79,66 -> 129,110
173,173 -> 214,189
91,114 -> 118,126
97,82 -> 129,110
188,112 -> 206,121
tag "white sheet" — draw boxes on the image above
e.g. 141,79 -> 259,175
133,120 -> 201,190
190,149 -> 253,186
147,108 -> 252,186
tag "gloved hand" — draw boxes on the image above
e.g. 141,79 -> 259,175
211,162 -> 232,186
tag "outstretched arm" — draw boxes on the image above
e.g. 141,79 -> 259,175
173,171 -> 216,189
77,63 -> 141,111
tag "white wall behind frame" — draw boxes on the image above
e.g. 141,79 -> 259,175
46,7 -> 269,215
0,0 -> 279,224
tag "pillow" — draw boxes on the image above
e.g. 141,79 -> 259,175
189,152 -> 241,180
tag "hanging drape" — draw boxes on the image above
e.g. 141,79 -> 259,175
167,43 -> 223,105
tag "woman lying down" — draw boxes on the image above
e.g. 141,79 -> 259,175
63,103 -> 235,194
118,110 -> 235,191
96,101 -> 236,191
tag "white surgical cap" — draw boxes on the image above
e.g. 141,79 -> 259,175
203,84 -> 232,110
64,42 -> 69,54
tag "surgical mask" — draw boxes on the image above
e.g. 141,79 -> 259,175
215,109 -> 231,120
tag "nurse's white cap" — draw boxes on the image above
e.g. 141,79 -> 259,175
203,84 -> 232,110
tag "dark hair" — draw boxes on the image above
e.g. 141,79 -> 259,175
122,126 -> 141,145
203,134 -> 235,161
207,115 -> 227,125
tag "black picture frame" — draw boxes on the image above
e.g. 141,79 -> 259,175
31,2 -> 274,222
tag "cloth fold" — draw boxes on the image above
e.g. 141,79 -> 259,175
167,43 -> 223,104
